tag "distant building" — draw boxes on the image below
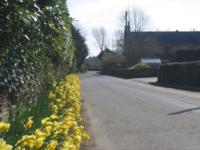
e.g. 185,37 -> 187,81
141,58 -> 161,64
85,57 -> 102,70
141,58 -> 161,68
124,22 -> 200,65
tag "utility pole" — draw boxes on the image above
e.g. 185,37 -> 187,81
124,11 -> 130,67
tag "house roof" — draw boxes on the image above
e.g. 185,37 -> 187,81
130,31 -> 200,45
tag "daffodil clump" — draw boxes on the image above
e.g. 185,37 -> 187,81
0,122 -> 13,149
0,138 -> 13,150
0,122 -> 10,133
0,74 -> 89,150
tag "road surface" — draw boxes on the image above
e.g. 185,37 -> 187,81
80,72 -> 200,150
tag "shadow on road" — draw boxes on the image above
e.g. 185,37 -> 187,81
168,107 -> 200,115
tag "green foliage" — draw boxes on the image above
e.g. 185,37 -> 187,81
0,0 -> 89,147
129,63 -> 150,70
5,92 -> 52,145
101,52 -> 125,66
71,26 -> 89,70
97,48 -> 113,61
0,0 -> 75,105
158,61 -> 200,86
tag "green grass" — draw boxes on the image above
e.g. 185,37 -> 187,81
5,92 -> 52,145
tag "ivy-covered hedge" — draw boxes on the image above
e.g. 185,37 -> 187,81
158,61 -> 200,86
0,1 -> 89,149
0,0 -> 76,105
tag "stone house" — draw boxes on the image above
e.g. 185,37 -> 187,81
124,23 -> 200,65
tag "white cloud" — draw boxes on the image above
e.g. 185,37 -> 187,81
69,0 -> 200,56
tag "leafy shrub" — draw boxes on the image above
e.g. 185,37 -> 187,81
129,63 -> 150,70
71,26 -> 89,71
101,52 -> 126,72
101,52 -> 125,66
0,0 -> 75,106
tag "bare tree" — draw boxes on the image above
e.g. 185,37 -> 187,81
112,30 -> 124,53
129,7 -> 150,32
119,7 -> 150,32
92,27 -> 107,51
116,7 -> 151,65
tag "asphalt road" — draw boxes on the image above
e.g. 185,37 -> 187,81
80,72 -> 200,150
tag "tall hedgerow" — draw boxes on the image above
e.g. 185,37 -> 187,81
0,1 -> 89,149
71,26 -> 89,71
0,0 -> 75,105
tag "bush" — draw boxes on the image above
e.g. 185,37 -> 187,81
101,52 -> 125,66
0,0 -> 77,106
129,63 -> 150,70
158,61 -> 200,86
175,49 -> 200,62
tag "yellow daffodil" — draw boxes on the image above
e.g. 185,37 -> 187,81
0,122 -> 10,133
17,135 -> 36,149
0,138 -> 12,150
35,137 -> 45,149
48,91 -> 56,99
44,126 -> 52,136
14,74 -> 89,149
45,140 -> 57,150
24,117 -> 33,129
34,129 -> 45,138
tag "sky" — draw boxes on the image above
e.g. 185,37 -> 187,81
68,0 -> 200,56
